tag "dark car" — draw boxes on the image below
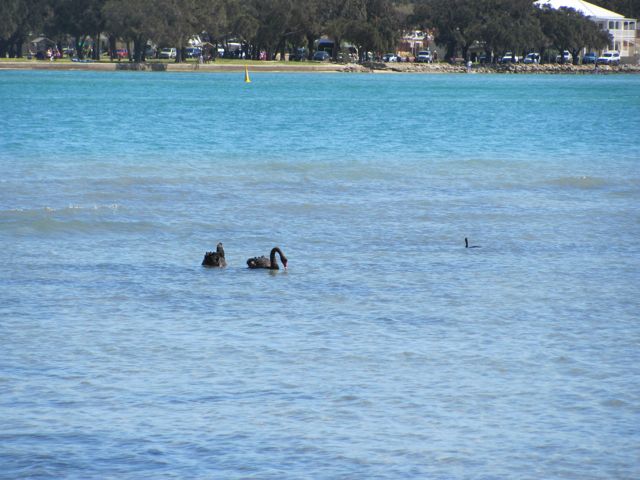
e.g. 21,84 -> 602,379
313,51 -> 331,62
144,46 -> 156,58
290,48 -> 307,61
185,47 -> 202,58
582,52 -> 597,64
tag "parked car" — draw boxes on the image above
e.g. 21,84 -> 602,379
144,46 -> 157,58
416,51 -> 432,63
582,52 -> 598,64
159,47 -> 177,59
382,53 -> 398,62
500,52 -> 519,63
336,51 -> 358,63
556,50 -> 573,63
523,52 -> 540,64
185,47 -> 202,58
290,48 -> 307,61
312,51 -> 331,61
478,53 -> 492,64
113,48 -> 128,60
597,51 -> 620,65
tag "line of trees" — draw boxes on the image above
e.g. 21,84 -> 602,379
0,0 -> 400,62
0,0 -> 632,63
411,0 -> 613,62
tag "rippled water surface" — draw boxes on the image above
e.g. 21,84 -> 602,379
1,71 -> 639,479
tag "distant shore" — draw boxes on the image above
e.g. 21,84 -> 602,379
1,59 -> 639,74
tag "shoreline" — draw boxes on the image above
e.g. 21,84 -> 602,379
1,60 -> 639,74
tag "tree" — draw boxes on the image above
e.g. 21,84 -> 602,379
155,0 -> 201,62
0,0 -> 51,58
223,0 -> 259,58
478,0 -> 543,59
537,6 -> 610,64
103,0 -> 158,62
47,0 -> 106,59
412,0 -> 484,60
196,0 -> 228,47
348,0 -> 398,59
252,0 -> 294,60
323,0 -> 367,60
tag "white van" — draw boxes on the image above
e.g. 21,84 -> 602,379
416,51 -> 432,63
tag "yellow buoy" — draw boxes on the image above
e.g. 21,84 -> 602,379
244,65 -> 251,83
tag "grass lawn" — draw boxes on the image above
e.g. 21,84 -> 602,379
0,56 -> 327,66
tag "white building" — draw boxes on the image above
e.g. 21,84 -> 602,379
535,0 -> 637,58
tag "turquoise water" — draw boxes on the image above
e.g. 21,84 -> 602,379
1,71 -> 639,479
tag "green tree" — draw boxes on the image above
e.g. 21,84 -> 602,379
537,6 -> 610,63
47,0 -> 106,59
0,0 -> 51,58
478,0 -> 542,59
155,0 -> 201,62
412,0 -> 483,60
348,0 -> 398,59
103,0 -> 157,62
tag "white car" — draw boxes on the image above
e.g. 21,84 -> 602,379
556,50 -> 573,63
382,53 -> 398,62
523,53 -> 540,64
597,51 -> 620,65
159,47 -> 177,59
416,51 -> 432,63
500,52 -> 518,63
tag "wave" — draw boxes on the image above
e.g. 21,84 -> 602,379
0,204 -> 164,235
543,176 -> 610,189
1,204 -> 122,217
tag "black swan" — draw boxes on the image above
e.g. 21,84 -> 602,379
247,247 -> 288,270
202,242 -> 227,267
465,238 -> 480,249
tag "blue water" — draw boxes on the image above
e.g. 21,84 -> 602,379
1,71 -> 639,479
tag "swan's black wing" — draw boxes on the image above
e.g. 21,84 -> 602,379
202,251 -> 225,267
247,255 -> 271,269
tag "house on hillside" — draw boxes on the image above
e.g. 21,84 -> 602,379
535,0 -> 637,59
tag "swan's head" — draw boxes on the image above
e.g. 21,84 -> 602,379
281,256 -> 288,269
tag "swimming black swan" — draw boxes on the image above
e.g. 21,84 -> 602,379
465,238 -> 480,249
202,242 -> 227,267
247,247 -> 288,270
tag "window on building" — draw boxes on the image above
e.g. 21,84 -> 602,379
609,21 -> 614,29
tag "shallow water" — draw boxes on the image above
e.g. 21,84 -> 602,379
1,71 -> 639,479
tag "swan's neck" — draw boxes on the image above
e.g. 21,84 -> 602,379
270,247 -> 280,267
270,247 -> 285,269
465,238 -> 469,248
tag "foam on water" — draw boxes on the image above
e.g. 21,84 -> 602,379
1,71 -> 639,479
